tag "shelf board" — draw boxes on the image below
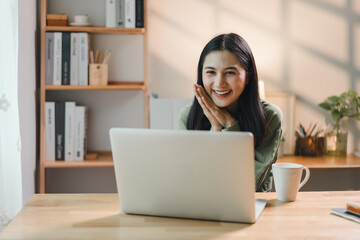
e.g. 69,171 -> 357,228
45,81 -> 145,91
44,151 -> 114,168
45,26 -> 145,34
278,154 -> 360,169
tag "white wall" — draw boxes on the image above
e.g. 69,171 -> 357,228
18,0 -> 36,204
44,0 -> 360,192
146,0 -> 360,192
148,0 -> 360,153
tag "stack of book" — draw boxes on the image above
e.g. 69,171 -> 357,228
332,201 -> 360,223
106,0 -> 144,28
45,101 -> 87,161
45,32 -> 90,85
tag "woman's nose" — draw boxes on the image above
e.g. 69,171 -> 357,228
214,74 -> 227,88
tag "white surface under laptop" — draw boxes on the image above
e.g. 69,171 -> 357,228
109,128 -> 267,223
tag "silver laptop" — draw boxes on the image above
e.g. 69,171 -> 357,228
109,128 -> 267,223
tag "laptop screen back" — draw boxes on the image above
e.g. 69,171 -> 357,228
110,128 -> 257,223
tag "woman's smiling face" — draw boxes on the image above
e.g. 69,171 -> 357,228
202,50 -> 247,110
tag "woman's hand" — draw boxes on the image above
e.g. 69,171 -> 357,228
194,84 -> 237,131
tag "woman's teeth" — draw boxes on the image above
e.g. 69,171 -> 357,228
214,90 -> 231,95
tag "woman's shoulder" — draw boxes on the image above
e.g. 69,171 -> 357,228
179,104 -> 192,117
260,99 -> 283,128
177,104 -> 192,130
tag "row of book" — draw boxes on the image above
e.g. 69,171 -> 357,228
106,0 -> 144,28
45,32 -> 90,86
45,102 -> 87,161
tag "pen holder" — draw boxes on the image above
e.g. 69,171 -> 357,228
295,136 -> 325,156
89,64 -> 108,86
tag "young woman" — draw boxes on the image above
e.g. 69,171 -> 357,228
178,33 -> 283,192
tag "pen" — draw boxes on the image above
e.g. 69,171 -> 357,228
90,50 -> 94,63
102,50 -> 112,64
95,50 -> 100,63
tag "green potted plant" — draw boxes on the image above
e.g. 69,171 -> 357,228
318,89 -> 360,156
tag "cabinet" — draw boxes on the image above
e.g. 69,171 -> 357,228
39,0 -> 149,193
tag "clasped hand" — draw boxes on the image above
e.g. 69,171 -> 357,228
194,84 -> 236,131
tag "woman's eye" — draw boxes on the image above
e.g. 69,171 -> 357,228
206,71 -> 216,75
225,71 -> 236,75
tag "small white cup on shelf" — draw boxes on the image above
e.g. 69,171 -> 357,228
73,15 -> 89,24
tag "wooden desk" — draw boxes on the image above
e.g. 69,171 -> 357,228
1,192 -> 359,239
278,154 -> 360,169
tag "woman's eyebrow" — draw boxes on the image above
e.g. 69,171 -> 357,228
204,66 -> 215,69
224,66 -> 238,70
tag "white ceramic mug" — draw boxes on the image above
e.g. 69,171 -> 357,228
272,163 -> 310,202
74,15 -> 89,24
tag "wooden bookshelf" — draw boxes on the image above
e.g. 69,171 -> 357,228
45,26 -> 145,34
39,0 -> 149,193
45,81 -> 145,90
44,151 -> 114,168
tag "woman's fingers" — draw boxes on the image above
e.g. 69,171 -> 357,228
194,85 -> 222,130
194,84 -> 236,128
197,96 -> 218,126
195,85 -> 220,115
195,85 -> 215,107
195,84 -> 226,123
195,88 -> 211,117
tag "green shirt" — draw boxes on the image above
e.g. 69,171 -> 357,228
177,100 -> 283,192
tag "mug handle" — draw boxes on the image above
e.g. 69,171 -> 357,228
298,166 -> 310,190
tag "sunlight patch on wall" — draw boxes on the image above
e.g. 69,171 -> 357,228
289,0 -> 348,63
295,101 -> 326,133
317,0 -> 346,8
289,46 -> 350,103
149,14 -> 200,76
219,0 -> 282,32
148,13 -> 200,98
217,8 -> 283,83
149,0 -> 215,41
355,24 -> 360,71
352,0 -> 360,15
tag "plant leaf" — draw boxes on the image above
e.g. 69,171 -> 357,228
319,102 -> 331,110
328,96 -> 340,103
341,108 -> 349,116
351,98 -> 357,105
356,113 -> 360,121
348,89 -> 357,98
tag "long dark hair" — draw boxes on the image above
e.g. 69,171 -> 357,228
187,33 -> 266,147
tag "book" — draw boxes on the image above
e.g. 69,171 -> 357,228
78,33 -> 89,86
106,0 -> 117,28
55,102 -> 65,160
124,0 -> 135,28
116,0 -> 125,27
53,32 -> 62,85
65,102 -> 76,161
61,32 -> 71,85
135,0 -> 144,28
45,102 -> 55,161
83,107 -> 88,158
70,33 -> 79,85
74,106 -> 86,161
45,33 -> 54,85
331,208 -> 360,223
347,201 -> 360,216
